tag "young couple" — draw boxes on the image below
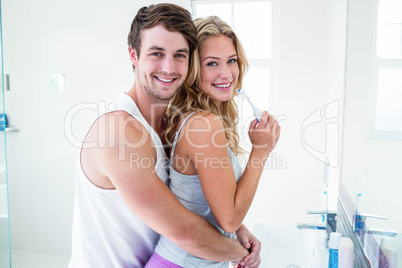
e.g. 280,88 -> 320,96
69,3 -> 280,268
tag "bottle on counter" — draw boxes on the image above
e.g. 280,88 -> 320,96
329,232 -> 341,268
379,239 -> 398,268
339,237 -> 354,268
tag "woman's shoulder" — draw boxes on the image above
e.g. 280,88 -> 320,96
176,111 -> 226,150
181,111 -> 223,130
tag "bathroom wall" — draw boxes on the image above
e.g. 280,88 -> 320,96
2,0 -> 347,256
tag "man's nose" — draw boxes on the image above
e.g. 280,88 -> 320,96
161,57 -> 176,74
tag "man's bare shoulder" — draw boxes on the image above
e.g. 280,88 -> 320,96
84,110 -> 150,148
80,110 -> 156,188
104,110 -> 145,136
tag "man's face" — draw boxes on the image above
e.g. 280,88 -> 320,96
131,25 -> 190,102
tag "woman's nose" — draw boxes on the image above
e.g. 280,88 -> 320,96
219,64 -> 232,79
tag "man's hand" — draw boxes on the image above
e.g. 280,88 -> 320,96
232,225 -> 261,268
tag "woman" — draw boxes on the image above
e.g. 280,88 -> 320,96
146,16 -> 280,268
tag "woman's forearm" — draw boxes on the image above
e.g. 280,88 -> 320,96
224,149 -> 268,232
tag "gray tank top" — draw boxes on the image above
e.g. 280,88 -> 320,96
154,112 -> 243,268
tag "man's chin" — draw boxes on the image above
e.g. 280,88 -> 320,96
153,92 -> 176,101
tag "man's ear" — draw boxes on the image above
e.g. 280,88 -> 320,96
129,47 -> 139,67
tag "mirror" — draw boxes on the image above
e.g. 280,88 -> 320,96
341,0 -> 402,263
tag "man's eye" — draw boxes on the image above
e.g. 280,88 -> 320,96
176,54 -> 187,58
152,52 -> 162,56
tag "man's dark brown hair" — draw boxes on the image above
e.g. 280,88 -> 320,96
127,3 -> 198,69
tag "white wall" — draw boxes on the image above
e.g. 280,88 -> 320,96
2,0 -> 347,256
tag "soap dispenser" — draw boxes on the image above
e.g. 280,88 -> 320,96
328,232 -> 341,268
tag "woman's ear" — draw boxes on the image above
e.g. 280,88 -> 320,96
129,47 -> 138,67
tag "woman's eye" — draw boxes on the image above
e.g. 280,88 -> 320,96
228,59 -> 237,64
207,62 -> 217,66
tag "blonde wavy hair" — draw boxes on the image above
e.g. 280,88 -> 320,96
165,16 -> 249,155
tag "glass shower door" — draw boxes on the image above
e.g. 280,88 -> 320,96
0,0 -> 11,266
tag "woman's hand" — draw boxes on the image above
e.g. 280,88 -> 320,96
248,110 -> 281,156
233,225 -> 262,268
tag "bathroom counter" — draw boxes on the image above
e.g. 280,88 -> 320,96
252,222 -> 329,267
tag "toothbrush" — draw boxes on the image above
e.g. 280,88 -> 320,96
238,89 -> 263,122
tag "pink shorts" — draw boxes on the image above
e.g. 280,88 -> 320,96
145,252 -> 183,268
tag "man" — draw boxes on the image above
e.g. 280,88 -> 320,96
69,3 -> 260,267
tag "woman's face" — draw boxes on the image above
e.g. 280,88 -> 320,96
199,35 -> 239,110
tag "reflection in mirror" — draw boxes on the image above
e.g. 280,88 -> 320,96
341,0 -> 402,266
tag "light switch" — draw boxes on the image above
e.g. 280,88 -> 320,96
6,74 -> 10,91
49,74 -> 66,92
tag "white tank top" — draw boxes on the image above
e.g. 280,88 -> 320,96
69,92 -> 169,268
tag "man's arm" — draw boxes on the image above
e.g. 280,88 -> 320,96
85,112 -> 249,262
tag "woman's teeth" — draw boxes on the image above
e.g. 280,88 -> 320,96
214,82 -> 231,88
156,77 -> 175,83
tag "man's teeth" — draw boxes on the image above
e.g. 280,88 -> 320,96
156,77 -> 174,83
214,82 -> 231,88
